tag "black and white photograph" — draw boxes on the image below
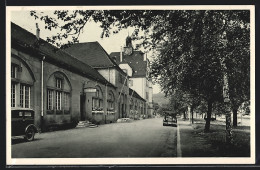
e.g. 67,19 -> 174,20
6,5 -> 255,165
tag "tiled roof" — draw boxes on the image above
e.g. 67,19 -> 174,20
129,88 -> 146,102
64,42 -> 127,76
110,51 -> 147,78
11,22 -> 115,88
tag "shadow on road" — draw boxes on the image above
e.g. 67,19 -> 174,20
12,138 -> 42,145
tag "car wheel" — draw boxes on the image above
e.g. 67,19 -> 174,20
24,127 -> 35,141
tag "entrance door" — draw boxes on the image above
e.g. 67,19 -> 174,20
80,94 -> 85,121
122,104 -> 125,118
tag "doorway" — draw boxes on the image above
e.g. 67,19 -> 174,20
80,93 -> 86,121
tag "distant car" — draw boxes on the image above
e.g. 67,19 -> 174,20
163,114 -> 177,127
11,108 -> 39,141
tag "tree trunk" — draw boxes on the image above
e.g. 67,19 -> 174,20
191,106 -> 194,124
225,102 -> 233,144
233,107 -> 238,127
204,100 -> 212,132
221,58 -> 233,144
183,110 -> 186,119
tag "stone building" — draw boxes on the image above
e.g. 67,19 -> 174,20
110,36 -> 154,118
11,23 -> 118,131
64,42 -> 130,119
129,88 -> 146,120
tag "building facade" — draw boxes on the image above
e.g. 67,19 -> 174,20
11,23 -> 119,131
10,23 -> 149,132
110,36 -> 154,118
64,42 -> 130,119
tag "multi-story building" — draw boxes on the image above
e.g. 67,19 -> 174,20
11,23 -> 118,131
10,22 -> 149,132
110,36 -> 154,118
64,42 -> 130,119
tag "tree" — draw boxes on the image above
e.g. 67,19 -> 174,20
30,10 -> 250,143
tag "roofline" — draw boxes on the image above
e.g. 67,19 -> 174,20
95,42 -> 128,77
129,88 -> 146,102
11,23 -> 116,89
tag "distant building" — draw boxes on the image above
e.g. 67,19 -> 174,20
110,36 -> 154,118
129,88 -> 146,119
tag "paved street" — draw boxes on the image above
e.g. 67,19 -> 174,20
12,118 -> 177,158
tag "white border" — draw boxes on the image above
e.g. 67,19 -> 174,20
6,5 -> 255,165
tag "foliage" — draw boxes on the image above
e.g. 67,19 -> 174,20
30,10 -> 250,132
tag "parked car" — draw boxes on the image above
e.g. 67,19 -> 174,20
11,108 -> 39,141
163,111 -> 177,127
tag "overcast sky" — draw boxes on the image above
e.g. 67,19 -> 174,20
10,10 -> 162,94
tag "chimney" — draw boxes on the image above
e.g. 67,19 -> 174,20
36,23 -> 40,40
144,53 -> 147,61
120,46 -> 123,62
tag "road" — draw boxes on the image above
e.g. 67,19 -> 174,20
11,118 -> 177,158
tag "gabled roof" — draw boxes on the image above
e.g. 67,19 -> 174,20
129,88 -> 146,102
110,51 -> 148,78
64,42 -> 127,76
11,22 -> 115,88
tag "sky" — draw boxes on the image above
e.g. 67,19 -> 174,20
10,10 -> 162,94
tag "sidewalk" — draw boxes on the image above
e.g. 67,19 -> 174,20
177,118 -> 250,157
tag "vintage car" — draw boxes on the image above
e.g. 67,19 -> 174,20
163,111 -> 177,127
11,108 -> 39,141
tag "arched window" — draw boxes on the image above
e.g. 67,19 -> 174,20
46,72 -> 71,115
11,56 -> 35,108
92,86 -> 103,111
107,91 -> 115,111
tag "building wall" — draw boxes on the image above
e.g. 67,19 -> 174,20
115,70 -> 129,118
97,67 -> 130,119
118,63 -> 133,77
97,68 -> 116,85
11,48 -> 118,131
130,77 -> 145,99
129,97 -> 145,120
130,77 -> 155,117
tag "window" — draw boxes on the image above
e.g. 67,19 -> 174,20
10,61 -> 34,109
20,84 -> 24,107
146,92 -> 149,100
11,82 -> 16,107
47,74 -> 71,115
25,86 -> 30,108
107,92 -> 115,111
56,91 -> 62,110
20,84 -> 31,108
11,64 -> 18,78
64,93 -> 70,111
47,89 -> 54,110
56,78 -> 62,89
129,80 -> 133,87
92,88 -> 103,111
